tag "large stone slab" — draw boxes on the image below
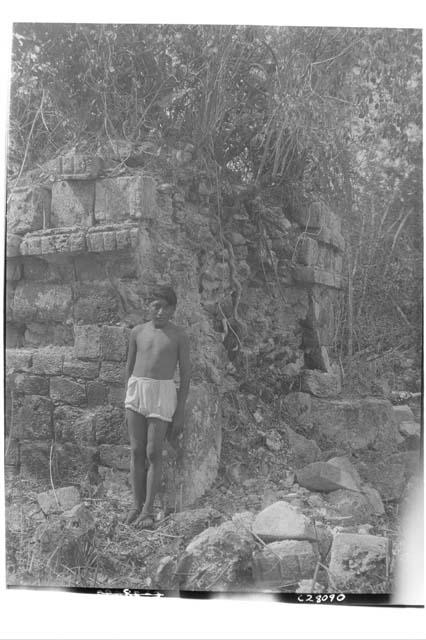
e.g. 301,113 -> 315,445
393,405 -> 415,425
252,540 -> 318,589
328,533 -> 389,591
7,185 -> 51,235
311,397 -> 401,453
301,369 -> 341,397
252,501 -> 316,542
354,451 -> 420,501
161,383 -> 222,509
13,283 -> 72,323
37,486 -> 81,515
51,180 -> 95,227
175,520 -> 256,590
285,426 -> 321,467
94,175 -> 157,223
325,489 -> 375,524
296,461 -> 361,493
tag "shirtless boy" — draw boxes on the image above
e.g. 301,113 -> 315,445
124,285 -> 191,528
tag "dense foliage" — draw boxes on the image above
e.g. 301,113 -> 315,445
8,24 -> 422,375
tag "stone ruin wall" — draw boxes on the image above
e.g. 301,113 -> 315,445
5,153 -> 345,508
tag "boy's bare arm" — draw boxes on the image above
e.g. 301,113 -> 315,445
125,327 -> 138,385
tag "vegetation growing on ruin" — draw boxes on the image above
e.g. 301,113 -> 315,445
9,24 -> 422,386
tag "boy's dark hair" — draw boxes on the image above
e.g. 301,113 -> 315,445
150,285 -> 178,307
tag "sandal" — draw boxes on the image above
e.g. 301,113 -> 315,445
122,507 -> 141,525
134,511 -> 155,529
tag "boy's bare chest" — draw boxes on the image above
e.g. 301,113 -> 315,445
137,329 -> 178,357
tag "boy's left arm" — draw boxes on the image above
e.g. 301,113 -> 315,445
173,331 -> 191,434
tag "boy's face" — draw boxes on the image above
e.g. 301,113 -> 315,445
149,297 -> 175,327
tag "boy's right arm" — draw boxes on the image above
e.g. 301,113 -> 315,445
125,327 -> 138,385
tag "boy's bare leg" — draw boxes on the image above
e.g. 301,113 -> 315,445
135,418 -> 168,526
126,409 -> 148,523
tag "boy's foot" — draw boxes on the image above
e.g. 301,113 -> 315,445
134,511 -> 155,529
122,507 -> 141,525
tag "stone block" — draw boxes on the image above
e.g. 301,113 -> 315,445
98,444 -> 131,471
69,231 -> 87,253
99,362 -> 126,385
161,383 -> 222,509
108,385 -> 126,406
37,486 -> 81,515
54,407 -> 96,445
130,227 -> 139,248
310,227 -> 345,252
7,233 -> 23,257
354,451 -> 420,501
51,180 -> 95,227
54,405 -> 84,439
87,232 -> 105,252
94,405 -> 127,444
5,438 -> 20,467
392,405 -> 415,425
74,325 -> 101,360
115,228 -> 131,250
311,397 -> 400,453
252,501 -> 316,542
301,369 -> 341,397
328,533 -> 389,591
14,395 -> 53,439
98,466 -> 132,501
20,440 -> 51,480
40,235 -> 56,255
20,235 -> 41,255
32,348 -> 65,374
94,175 -> 157,223
54,442 -> 98,483
5,323 -> 24,348
73,282 -> 119,323
6,260 -> 22,282
14,373 -> 49,396
13,283 -> 72,323
285,426 -> 321,467
325,490 -> 375,524
56,154 -> 102,180
296,461 -> 362,493
293,266 -> 338,288
62,358 -> 99,379
362,486 -> 385,516
334,254 -> 343,273
86,381 -> 108,407
103,231 -> 116,251
176,520 -> 256,590
399,421 -> 421,438
252,540 -> 318,589
100,325 -> 129,361
5,348 -> 34,373
327,456 -> 363,486
50,376 -> 86,406
296,237 -> 319,266
294,202 -> 341,232
7,185 -> 51,235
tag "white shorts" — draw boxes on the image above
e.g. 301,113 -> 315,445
125,376 -> 177,422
